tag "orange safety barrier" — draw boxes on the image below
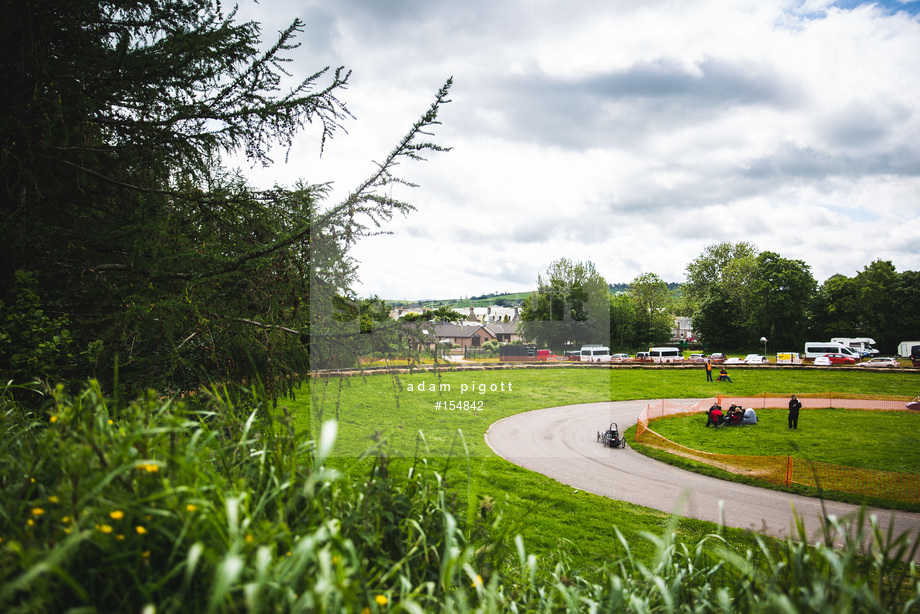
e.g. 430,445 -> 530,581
634,393 -> 920,504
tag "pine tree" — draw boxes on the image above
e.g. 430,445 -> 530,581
0,0 -> 451,396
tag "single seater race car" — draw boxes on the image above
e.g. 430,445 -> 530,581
597,422 -> 626,448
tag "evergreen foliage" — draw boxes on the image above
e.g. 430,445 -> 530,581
0,0 -> 451,397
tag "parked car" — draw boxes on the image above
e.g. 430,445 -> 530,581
743,354 -> 769,364
635,351 -> 650,361
723,357 -> 744,365
857,357 -> 900,368
708,353 -> 725,363
611,353 -> 631,361
823,353 -> 857,365
688,353 -> 707,363
813,356 -> 832,366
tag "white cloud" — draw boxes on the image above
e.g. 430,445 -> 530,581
234,0 -> 920,299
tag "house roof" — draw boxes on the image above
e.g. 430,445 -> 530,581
433,323 -> 491,338
484,322 -> 519,335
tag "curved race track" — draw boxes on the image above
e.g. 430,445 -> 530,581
485,400 -> 920,553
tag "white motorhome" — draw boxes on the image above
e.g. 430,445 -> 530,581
830,337 -> 878,357
898,341 -> 920,358
648,347 -> 682,363
804,342 -> 861,360
580,345 -> 611,362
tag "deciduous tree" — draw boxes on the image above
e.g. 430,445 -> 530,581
684,241 -> 759,312
750,251 -> 816,351
519,259 -> 609,350
628,272 -> 673,346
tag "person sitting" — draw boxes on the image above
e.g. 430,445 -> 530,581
718,367 -> 733,382
725,404 -> 736,424
706,405 -> 723,427
726,405 -> 743,426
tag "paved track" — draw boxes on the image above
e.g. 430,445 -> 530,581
485,400 -> 920,553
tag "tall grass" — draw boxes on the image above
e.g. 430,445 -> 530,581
2,380 -> 920,612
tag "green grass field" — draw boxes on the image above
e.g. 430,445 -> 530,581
293,365 -> 920,570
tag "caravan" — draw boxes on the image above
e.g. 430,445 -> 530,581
898,341 -> 920,358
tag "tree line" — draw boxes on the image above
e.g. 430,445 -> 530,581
519,246 -> 919,354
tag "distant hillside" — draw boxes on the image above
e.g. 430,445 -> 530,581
387,283 -> 682,308
387,292 -> 530,309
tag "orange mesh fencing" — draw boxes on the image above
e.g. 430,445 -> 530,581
717,393 -> 912,411
634,394 -> 920,504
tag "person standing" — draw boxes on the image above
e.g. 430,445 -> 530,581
788,394 -> 802,429
705,359 -> 713,382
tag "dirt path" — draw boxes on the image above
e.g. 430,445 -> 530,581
485,400 -> 920,555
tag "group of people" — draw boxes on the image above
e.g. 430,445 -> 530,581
703,395 -> 802,429
705,403 -> 756,427
704,360 -> 732,382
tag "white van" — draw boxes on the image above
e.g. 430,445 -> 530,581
830,337 -> 878,357
897,342 -> 920,358
776,352 -> 803,365
580,345 -> 611,362
804,342 -> 861,360
649,347 -> 682,363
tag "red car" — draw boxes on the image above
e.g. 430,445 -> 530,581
823,353 -> 856,365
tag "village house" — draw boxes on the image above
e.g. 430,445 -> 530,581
389,306 -> 427,320
429,323 -> 496,349
483,322 -> 521,344
671,316 -> 694,344
466,305 -> 520,324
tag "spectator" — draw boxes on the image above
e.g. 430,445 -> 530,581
788,394 -> 802,429
718,367 -> 732,382
706,404 -> 723,427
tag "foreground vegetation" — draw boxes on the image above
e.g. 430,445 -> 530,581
4,377 -> 920,612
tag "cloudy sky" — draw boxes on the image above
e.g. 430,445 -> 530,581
236,0 -> 920,301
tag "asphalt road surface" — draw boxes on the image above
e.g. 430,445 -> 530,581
485,400 -> 920,556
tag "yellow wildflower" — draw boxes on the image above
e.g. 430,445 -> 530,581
142,550 -> 151,559
48,496 -> 59,503
32,508 -> 45,516
50,415 -> 58,423
136,526 -> 147,535
185,504 -> 197,512
109,510 -> 124,520
99,524 -> 113,534
116,534 -> 125,541
62,516 -> 71,523
27,519 -> 34,527
375,595 -> 388,606
473,574 -> 484,588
